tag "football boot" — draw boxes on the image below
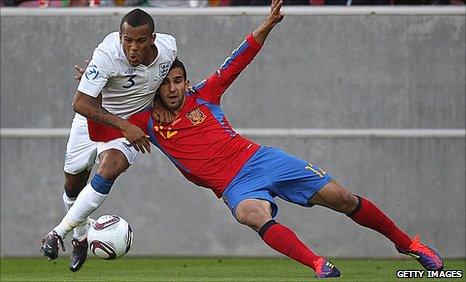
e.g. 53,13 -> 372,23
40,231 -> 65,260
314,257 -> 342,278
396,234 -> 443,271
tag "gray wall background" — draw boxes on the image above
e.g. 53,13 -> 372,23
1,7 -> 465,258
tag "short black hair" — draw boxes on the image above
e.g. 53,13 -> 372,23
120,9 -> 155,34
170,58 -> 187,80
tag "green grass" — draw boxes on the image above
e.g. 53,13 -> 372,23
1,257 -> 465,282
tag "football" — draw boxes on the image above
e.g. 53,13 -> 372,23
87,214 -> 133,260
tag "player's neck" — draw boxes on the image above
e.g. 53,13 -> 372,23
142,45 -> 158,66
171,96 -> 186,116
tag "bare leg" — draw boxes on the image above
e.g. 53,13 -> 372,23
308,179 -> 358,213
309,180 -> 412,250
64,170 -> 91,198
54,149 -> 129,238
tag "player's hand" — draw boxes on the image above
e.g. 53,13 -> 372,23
252,0 -> 283,44
152,96 -> 175,124
121,123 -> 151,154
74,59 -> 90,81
152,107 -> 175,124
266,0 -> 284,26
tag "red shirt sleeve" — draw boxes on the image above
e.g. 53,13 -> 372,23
194,34 -> 262,104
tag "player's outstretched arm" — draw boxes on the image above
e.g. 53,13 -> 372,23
252,0 -> 284,45
196,0 -> 283,100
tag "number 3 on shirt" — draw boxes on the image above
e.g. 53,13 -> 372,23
123,74 -> 136,88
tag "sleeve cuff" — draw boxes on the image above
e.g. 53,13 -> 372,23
246,34 -> 262,49
77,86 -> 100,98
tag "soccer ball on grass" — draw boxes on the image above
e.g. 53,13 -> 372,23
87,214 -> 133,260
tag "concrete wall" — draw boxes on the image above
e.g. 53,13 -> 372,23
1,7 -> 465,258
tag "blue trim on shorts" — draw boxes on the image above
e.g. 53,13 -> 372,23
222,146 -> 332,219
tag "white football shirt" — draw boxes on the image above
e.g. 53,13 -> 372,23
78,32 -> 177,119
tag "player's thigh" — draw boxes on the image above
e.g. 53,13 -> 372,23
266,147 -> 332,207
222,160 -> 279,220
64,115 -> 98,175
308,180 -> 358,213
96,138 -> 138,180
235,199 -> 273,231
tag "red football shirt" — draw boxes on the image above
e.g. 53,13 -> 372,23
88,34 -> 262,198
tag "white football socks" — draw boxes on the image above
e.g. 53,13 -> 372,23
54,183 -> 107,238
62,192 -> 75,211
62,192 -> 90,241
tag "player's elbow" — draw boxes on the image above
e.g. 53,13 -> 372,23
71,100 -> 78,112
72,97 -> 82,114
72,92 -> 88,115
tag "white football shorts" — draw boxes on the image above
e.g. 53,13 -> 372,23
64,114 -> 138,174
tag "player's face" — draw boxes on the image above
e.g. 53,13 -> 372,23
120,22 -> 155,67
158,68 -> 188,113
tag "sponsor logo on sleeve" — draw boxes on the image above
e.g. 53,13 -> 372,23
85,64 -> 100,80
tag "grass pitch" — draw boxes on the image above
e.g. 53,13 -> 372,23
1,257 -> 465,281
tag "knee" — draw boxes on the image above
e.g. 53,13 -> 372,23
64,172 -> 89,198
235,201 -> 272,231
97,149 -> 129,180
64,185 -> 81,198
235,205 -> 260,227
337,190 -> 358,213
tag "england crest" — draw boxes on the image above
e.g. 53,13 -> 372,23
159,62 -> 171,77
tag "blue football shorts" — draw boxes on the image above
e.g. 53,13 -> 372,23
222,146 -> 332,218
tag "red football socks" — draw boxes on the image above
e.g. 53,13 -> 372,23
348,196 -> 412,250
259,220 -> 321,271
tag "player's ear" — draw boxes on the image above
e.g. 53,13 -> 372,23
151,33 -> 156,45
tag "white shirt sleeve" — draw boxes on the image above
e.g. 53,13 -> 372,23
167,35 -> 177,61
77,48 -> 114,98
156,33 -> 177,62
